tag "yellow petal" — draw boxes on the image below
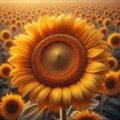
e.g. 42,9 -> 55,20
10,46 -> 30,56
37,87 -> 50,105
62,87 -> 71,106
69,84 -> 83,102
24,22 -> 40,38
8,55 -> 29,64
86,62 -> 108,73
19,81 -> 38,97
85,31 -> 103,49
30,84 -> 44,103
49,87 -> 61,106
87,48 -> 104,58
11,74 -> 34,85
10,67 -> 31,76
77,82 -> 92,98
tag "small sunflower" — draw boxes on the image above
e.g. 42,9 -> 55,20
0,63 -> 13,79
71,110 -> 102,120
100,27 -> 108,36
0,93 -> 24,120
0,30 -> 11,41
99,71 -> 120,96
10,25 -> 17,32
9,14 -> 110,111
4,40 -> 13,49
107,33 -> 120,48
103,18 -> 111,27
107,57 -> 118,70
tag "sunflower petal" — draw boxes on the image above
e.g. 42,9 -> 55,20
87,48 -> 104,58
49,87 -> 61,106
37,87 -> 50,105
30,84 -> 45,103
86,62 -> 108,73
10,67 -> 31,76
11,74 -> 35,85
19,81 -> 39,97
62,87 -> 71,107
69,84 -> 83,102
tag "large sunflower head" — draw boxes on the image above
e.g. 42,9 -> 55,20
71,110 -> 102,120
99,71 -> 120,96
9,14 -> 110,111
0,93 -> 24,120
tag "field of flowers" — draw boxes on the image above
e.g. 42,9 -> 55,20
0,1 -> 120,120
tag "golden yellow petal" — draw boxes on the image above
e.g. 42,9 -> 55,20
77,82 -> 92,98
10,46 -> 30,56
69,84 -> 83,102
24,22 -> 40,38
86,62 -> 108,73
30,84 -> 45,103
72,19 -> 88,38
37,87 -> 51,105
11,74 -> 35,85
87,48 -> 104,58
19,81 -> 39,97
61,87 -> 71,107
85,31 -> 103,49
10,67 -> 31,76
8,55 -> 29,64
38,17 -> 52,37
14,38 -> 33,49
49,87 -> 61,106
79,25 -> 95,43
80,75 -> 97,92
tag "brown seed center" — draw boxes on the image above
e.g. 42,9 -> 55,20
31,34 -> 87,87
111,36 -> 120,45
40,42 -> 74,76
105,78 -> 116,89
6,100 -> 18,113
2,67 -> 10,76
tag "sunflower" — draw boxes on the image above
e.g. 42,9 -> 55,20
103,18 -> 111,27
107,57 -> 118,70
4,40 -> 13,49
9,14 -> 110,111
0,93 -> 24,120
10,25 -> 17,32
100,27 -> 108,36
99,71 -> 120,96
71,110 -> 102,120
107,33 -> 120,48
0,63 -> 13,79
0,29 -> 11,41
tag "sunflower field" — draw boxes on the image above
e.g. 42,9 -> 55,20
0,0 -> 120,120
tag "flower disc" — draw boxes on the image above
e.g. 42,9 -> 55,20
31,34 -> 87,87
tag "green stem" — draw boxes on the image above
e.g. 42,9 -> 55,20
60,108 -> 66,120
100,94 -> 106,114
